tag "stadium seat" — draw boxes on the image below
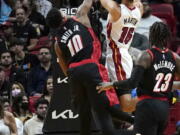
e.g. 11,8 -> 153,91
164,102 -> 180,135
29,95 -> 41,113
177,46 -> 180,55
150,4 -> 176,36
30,36 -> 50,55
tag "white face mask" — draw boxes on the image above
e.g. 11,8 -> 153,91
12,89 -> 21,97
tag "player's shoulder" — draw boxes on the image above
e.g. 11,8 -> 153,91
135,50 -> 152,68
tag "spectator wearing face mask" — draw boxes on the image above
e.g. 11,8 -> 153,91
11,82 -> 25,98
12,94 -> 32,123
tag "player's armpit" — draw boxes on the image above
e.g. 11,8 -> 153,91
54,41 -> 68,76
136,50 -> 152,69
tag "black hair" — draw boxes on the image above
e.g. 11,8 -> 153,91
9,37 -> 25,47
0,97 -> 5,118
115,0 -> 121,4
38,46 -> 51,53
34,98 -> 49,109
43,75 -> 53,96
149,22 -> 171,48
15,5 -> 29,15
12,93 -> 26,116
46,8 -> 63,29
0,50 -> 12,58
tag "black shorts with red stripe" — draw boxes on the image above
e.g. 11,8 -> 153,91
67,59 -> 134,135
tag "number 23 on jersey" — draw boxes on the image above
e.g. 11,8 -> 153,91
153,73 -> 172,92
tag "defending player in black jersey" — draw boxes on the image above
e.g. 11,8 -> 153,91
97,22 -> 180,135
46,0 -> 135,135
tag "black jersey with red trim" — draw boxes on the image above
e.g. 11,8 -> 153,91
56,18 -> 102,65
137,47 -> 176,98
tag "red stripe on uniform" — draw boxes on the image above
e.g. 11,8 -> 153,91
109,39 -> 126,80
146,49 -> 154,62
97,63 -> 119,106
152,46 -> 169,53
138,95 -> 168,102
107,22 -> 126,80
88,28 -> 102,61
69,59 -> 97,68
69,59 -> 119,106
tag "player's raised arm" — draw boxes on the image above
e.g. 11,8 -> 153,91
76,0 -> 93,27
99,0 -> 121,22
134,0 -> 143,16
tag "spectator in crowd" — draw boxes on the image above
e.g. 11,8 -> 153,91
2,98 -> 24,135
35,0 -> 52,18
144,0 -> 180,37
13,6 -> 38,51
27,47 -> 52,96
0,62 -> 11,100
9,37 -> 40,68
2,98 -> 12,112
11,82 -> 25,98
41,75 -> 53,102
8,0 -> 24,22
22,0 -> 48,37
130,33 -> 150,50
0,98 -> 17,135
135,1 -> 162,39
0,50 -> 13,81
0,21 -> 14,54
12,94 -> 32,123
23,98 -> 49,135
9,37 -> 39,89
0,0 -> 15,24
0,50 -> 25,86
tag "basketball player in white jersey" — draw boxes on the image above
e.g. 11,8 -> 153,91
99,0 -> 143,112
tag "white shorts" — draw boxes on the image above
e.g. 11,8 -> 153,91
106,45 -> 133,82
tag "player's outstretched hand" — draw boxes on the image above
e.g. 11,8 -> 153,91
96,82 -> 114,93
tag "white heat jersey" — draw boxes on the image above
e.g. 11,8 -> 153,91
107,4 -> 141,49
106,4 -> 141,81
